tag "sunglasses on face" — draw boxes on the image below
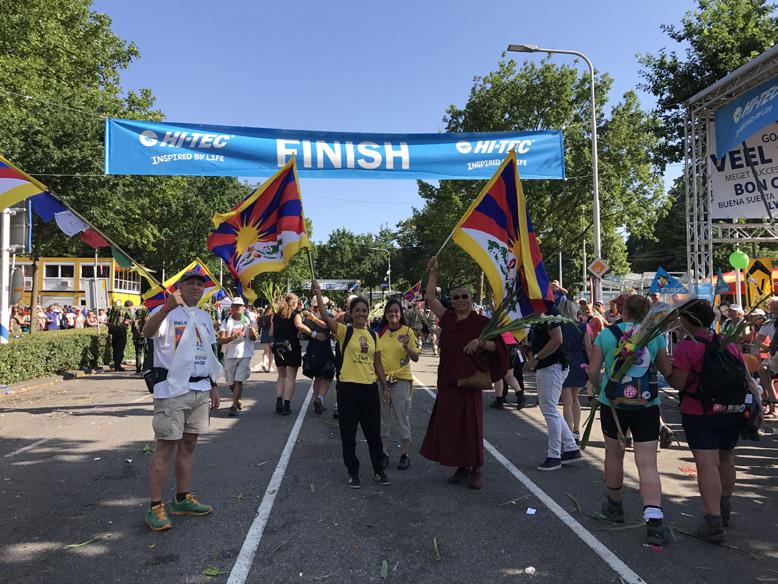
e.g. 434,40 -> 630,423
452,294 -> 470,300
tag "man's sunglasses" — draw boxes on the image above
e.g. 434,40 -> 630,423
452,294 -> 470,300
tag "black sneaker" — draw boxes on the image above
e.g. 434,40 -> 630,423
381,452 -> 389,469
374,471 -> 391,486
347,475 -> 361,489
516,395 -> 527,410
313,397 -> 323,415
332,408 -> 339,419
699,514 -> 724,544
536,457 -> 562,472
228,406 -> 239,417
489,398 -> 504,409
601,497 -> 625,523
561,449 -> 583,465
275,397 -> 283,413
281,401 -> 291,416
645,519 -> 667,546
397,454 -> 410,470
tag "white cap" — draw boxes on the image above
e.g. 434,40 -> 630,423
231,297 -> 245,306
311,295 -> 329,307
728,304 -> 743,313
751,308 -> 766,317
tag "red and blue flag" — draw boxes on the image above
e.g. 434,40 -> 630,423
207,157 -> 310,300
142,258 -> 223,309
452,150 -> 553,322
402,281 -> 422,302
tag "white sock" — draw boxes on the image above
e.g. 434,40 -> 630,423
643,505 -> 663,521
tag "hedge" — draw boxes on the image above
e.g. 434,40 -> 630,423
0,328 -> 137,385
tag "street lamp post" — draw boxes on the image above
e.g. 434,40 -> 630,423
369,247 -> 391,293
507,43 -> 603,302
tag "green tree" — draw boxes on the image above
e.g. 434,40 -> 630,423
630,0 -> 778,270
399,57 -> 664,294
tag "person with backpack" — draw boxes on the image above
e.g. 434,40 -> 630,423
376,298 -> 419,470
301,295 -> 335,415
559,299 -> 592,440
218,298 -> 258,417
588,294 -> 672,546
311,280 -> 391,488
668,299 -> 762,543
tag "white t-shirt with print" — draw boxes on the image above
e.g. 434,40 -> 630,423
221,317 -> 255,359
151,306 -> 217,399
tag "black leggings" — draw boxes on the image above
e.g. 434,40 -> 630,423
336,381 -> 384,476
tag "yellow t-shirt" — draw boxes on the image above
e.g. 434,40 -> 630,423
336,323 -> 378,385
377,325 -> 416,381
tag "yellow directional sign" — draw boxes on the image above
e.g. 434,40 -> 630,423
744,258 -> 773,309
587,258 -> 609,278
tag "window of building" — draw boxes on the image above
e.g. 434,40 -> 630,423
42,263 -> 76,291
80,265 -> 110,279
114,267 -> 141,293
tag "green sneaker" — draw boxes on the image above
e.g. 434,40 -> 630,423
145,503 -> 172,531
170,493 -> 213,516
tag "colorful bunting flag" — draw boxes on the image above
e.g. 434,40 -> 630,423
647,267 -> 689,294
111,246 -> 133,269
54,210 -> 88,236
207,157 -> 310,300
402,281 -> 422,302
451,150 -> 553,324
29,192 -> 67,222
80,228 -> 110,249
0,155 -> 48,211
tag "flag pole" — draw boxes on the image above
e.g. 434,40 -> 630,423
306,248 -> 316,280
435,230 -> 455,258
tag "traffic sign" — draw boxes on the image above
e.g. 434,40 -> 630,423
588,258 -> 609,278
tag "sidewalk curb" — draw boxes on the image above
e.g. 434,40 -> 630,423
1,366 -> 117,398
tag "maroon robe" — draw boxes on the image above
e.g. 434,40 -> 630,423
420,310 -> 508,468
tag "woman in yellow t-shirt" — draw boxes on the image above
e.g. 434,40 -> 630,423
312,279 -> 391,489
377,299 -> 419,470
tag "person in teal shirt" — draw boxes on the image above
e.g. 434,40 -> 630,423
589,295 -> 672,547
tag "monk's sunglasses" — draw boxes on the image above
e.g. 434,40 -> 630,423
452,294 -> 470,300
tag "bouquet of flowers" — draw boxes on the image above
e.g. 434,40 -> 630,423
478,290 -> 570,341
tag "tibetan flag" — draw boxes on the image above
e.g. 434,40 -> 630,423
207,157 -> 310,301
715,268 -> 730,296
648,267 -> 688,294
451,150 -> 553,324
142,258 -> 223,309
403,281 -> 422,302
0,155 -> 48,211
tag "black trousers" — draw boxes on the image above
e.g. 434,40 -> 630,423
336,381 -> 384,476
111,332 -> 127,368
133,338 -> 144,373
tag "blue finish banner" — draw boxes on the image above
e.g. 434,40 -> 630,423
715,77 -> 778,158
104,119 -> 565,180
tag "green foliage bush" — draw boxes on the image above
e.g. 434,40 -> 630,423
0,329 -> 136,385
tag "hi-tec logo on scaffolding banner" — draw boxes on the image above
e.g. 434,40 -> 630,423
104,119 -> 565,180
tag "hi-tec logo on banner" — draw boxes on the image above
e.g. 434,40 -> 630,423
105,119 -> 565,180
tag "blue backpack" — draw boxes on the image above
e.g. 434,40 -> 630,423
604,325 -> 658,410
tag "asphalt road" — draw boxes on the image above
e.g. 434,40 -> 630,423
1,349 -> 776,584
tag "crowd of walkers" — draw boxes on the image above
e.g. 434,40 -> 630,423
7,303 -> 108,334
137,264 -> 773,551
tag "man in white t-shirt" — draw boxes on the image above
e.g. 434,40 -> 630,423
219,297 -> 258,417
141,270 -> 220,532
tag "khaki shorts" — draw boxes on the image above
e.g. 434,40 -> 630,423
380,379 -> 412,441
153,390 -> 211,441
224,357 -> 251,384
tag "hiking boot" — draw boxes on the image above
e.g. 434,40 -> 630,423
601,497 -> 625,523
467,468 -> 483,490
228,406 -> 239,417
275,397 -> 283,413
448,466 -> 470,484
573,432 -> 581,445
281,401 -> 291,416
236,400 -> 242,411
170,493 -> 212,516
536,457 -> 562,472
720,496 -> 731,527
397,454 -> 410,470
374,471 -> 391,486
145,503 -> 172,531
516,394 -> 527,410
699,514 -> 725,544
561,449 -> 583,466
313,397 -> 323,415
645,519 -> 667,546
659,425 -> 674,449
381,452 -> 389,469
489,398 -> 504,409
348,475 -> 361,489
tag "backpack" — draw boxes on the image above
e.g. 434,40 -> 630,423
687,334 -> 749,413
604,325 -> 658,410
334,326 -> 377,380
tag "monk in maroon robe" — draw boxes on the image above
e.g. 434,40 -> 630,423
419,257 -> 508,489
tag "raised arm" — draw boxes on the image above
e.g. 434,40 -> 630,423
424,256 -> 446,319
311,279 -> 339,334
143,290 -> 182,337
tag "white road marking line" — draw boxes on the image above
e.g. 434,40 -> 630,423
4,437 -> 51,458
414,377 -> 647,584
130,395 -> 150,403
227,383 -> 314,584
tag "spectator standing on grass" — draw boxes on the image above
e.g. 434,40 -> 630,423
141,270 -> 222,532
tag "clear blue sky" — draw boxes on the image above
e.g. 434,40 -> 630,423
94,0 -> 695,242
